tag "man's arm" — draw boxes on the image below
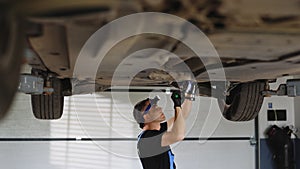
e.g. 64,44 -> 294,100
161,91 -> 187,146
167,95 -> 192,129
162,107 -> 185,147
181,95 -> 192,119
167,81 -> 196,128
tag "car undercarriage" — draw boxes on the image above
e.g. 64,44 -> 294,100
1,0 -> 300,120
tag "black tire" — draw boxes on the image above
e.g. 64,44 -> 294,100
220,81 -> 265,121
31,78 -> 64,119
0,7 -> 24,119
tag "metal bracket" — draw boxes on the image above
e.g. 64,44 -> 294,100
262,79 -> 300,97
18,74 -> 53,95
249,137 -> 257,146
286,79 -> 300,97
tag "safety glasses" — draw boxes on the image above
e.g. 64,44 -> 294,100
143,103 -> 152,115
142,96 -> 160,115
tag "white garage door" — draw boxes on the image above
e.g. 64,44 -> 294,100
0,91 -> 256,169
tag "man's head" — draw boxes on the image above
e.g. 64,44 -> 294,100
133,96 -> 165,129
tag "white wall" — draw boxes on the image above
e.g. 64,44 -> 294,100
258,77 -> 299,169
0,91 -> 256,169
259,77 -> 298,139
294,97 -> 300,136
258,96 -> 295,139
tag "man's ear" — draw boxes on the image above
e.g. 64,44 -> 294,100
143,114 -> 149,123
143,113 -> 152,123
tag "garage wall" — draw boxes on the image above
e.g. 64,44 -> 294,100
259,96 -> 295,169
0,91 -> 256,169
258,96 -> 295,139
294,97 -> 300,137
294,97 -> 300,169
259,77 -> 299,169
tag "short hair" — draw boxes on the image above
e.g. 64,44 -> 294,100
133,98 -> 150,129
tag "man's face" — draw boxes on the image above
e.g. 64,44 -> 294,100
143,102 -> 166,123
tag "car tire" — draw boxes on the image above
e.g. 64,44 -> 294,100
31,78 -> 64,119
0,7 -> 24,119
220,81 -> 265,121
